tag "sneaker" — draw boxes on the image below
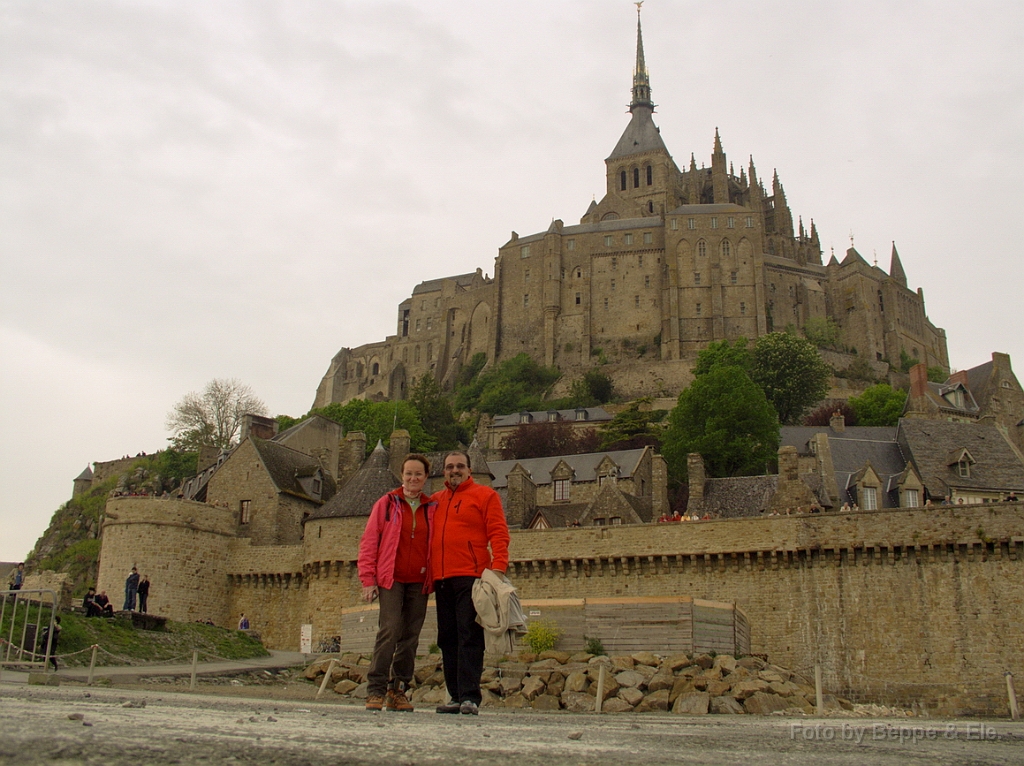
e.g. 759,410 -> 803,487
386,689 -> 414,712
435,702 -> 461,714
365,695 -> 385,711
459,700 -> 479,715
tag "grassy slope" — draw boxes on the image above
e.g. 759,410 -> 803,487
3,611 -> 269,667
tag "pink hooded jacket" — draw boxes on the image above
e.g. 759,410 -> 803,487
357,488 -> 436,591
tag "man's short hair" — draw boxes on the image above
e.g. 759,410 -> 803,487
443,450 -> 471,469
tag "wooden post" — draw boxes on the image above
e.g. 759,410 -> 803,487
814,663 -> 824,715
594,664 -> 606,713
317,659 -> 338,699
189,649 -> 199,691
1008,672 -> 1020,721
87,645 -> 98,685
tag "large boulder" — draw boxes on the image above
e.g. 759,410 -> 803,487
711,696 -> 746,715
634,689 -> 670,712
731,679 -> 770,700
602,697 -> 634,713
532,694 -> 562,711
618,686 -> 645,707
672,692 -> 710,715
743,692 -> 790,715
520,676 -> 546,701
562,691 -> 596,713
614,670 -> 647,689
632,651 -> 660,667
538,650 -> 572,663
564,670 -> 589,693
647,671 -> 675,693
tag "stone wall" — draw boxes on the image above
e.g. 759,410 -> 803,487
95,493 -> 1022,714
98,498 -> 236,625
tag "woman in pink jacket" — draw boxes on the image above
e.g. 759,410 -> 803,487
357,453 -> 436,712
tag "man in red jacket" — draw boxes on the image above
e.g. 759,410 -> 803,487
428,450 -> 510,715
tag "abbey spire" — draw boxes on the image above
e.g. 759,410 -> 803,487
630,2 -> 654,112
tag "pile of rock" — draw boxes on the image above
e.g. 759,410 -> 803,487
304,651 -> 855,715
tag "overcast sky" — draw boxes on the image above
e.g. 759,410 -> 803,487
2,0 -> 1022,562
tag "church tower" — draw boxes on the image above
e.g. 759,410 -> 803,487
591,3 -> 681,222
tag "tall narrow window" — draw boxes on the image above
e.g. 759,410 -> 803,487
696,303 -> 702,316
624,233 -> 633,246
861,487 -> 878,510
711,217 -> 718,229
688,218 -> 696,230
603,298 -> 609,310
646,165 -> 653,185
520,245 -> 530,258
620,170 -> 627,191
633,167 -> 640,188
523,294 -> 529,307
604,235 -> 613,247
575,292 -> 581,305
644,275 -> 650,288
694,272 -> 701,285
240,500 -> 251,524
567,238 -> 575,251
904,489 -> 919,508
553,479 -> 570,501
721,240 -> 731,258
643,232 -> 652,245
697,241 -> 707,258
671,218 -> 678,230
634,295 -> 640,308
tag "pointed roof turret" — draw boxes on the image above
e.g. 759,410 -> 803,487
608,4 -> 668,161
630,2 -> 654,112
889,241 -> 908,286
713,127 -> 724,156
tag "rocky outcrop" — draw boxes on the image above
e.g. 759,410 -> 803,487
304,651 -> 855,715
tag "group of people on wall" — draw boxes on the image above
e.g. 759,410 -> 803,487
357,449 -> 513,715
81,566 -> 150,618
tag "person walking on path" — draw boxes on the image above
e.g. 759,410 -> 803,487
39,615 -> 62,670
123,567 -> 139,611
136,575 -> 150,613
428,451 -> 510,716
358,453 -> 437,713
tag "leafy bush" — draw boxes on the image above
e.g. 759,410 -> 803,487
524,620 -> 561,654
584,636 -> 606,656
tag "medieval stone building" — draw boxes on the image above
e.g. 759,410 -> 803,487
314,10 -> 948,408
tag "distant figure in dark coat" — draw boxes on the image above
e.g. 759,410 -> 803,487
39,615 -> 62,670
123,567 -> 140,611
137,576 -> 150,613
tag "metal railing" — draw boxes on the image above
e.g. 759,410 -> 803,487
0,589 -> 58,678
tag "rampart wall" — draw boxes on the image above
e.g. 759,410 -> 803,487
98,498 -> 1023,714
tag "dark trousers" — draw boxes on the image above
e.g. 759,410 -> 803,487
138,593 -> 148,613
123,588 -> 137,611
367,581 -> 428,696
434,576 -> 484,705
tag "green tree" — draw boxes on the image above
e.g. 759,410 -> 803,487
849,384 -> 907,427
499,421 -> 600,459
599,401 -> 667,451
750,333 -> 831,424
454,353 -> 560,414
692,338 -> 752,377
166,378 -> 268,451
409,374 -> 463,449
803,317 -> 841,348
662,366 -> 780,480
312,399 -> 435,454
927,366 -> 947,383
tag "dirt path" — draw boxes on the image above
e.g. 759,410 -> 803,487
1,685 -> 1021,765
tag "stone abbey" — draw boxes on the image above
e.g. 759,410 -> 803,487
314,10 -> 948,408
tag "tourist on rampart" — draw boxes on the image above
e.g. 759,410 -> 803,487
137,575 -> 150,613
428,450 -> 510,716
358,453 -> 437,713
238,613 -> 250,630
9,562 -> 24,591
123,566 -> 139,611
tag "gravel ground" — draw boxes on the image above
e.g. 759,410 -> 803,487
1,685 -> 1022,765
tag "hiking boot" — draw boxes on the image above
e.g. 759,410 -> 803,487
386,688 -> 414,712
435,702 -> 461,714
459,700 -> 479,715
365,695 -> 385,711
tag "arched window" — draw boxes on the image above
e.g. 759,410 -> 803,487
620,170 -> 627,191
721,240 -> 731,258
646,165 -> 653,185
633,167 -> 640,188
697,240 -> 707,258
371,362 -> 379,375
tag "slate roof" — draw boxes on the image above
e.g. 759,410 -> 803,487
526,503 -> 590,529
251,438 -> 336,503
412,272 -> 479,295
781,425 -> 907,508
698,475 -> 778,519
896,420 -> 1024,497
488,449 -> 648,489
607,107 -> 669,161
75,466 -> 94,481
309,442 -> 398,520
490,407 -> 612,428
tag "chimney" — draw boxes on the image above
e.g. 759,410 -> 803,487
389,429 -> 411,479
829,411 -> 846,433
338,431 -> 367,488
241,414 -> 278,441
947,370 -> 969,388
909,363 -> 929,398
778,445 -> 800,482
687,453 -> 706,501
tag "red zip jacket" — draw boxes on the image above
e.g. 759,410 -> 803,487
427,476 -> 510,584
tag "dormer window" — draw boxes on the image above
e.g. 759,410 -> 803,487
547,410 -> 559,422
312,478 -> 322,495
553,478 -> 571,501
519,411 -> 531,424
958,459 -> 971,478
575,407 -> 588,421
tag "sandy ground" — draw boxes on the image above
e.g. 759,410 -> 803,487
1,684 -> 1022,766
